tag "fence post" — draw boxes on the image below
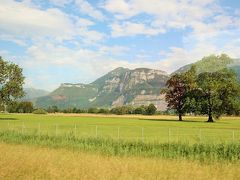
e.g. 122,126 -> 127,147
118,127 -> 120,140
232,130 -> 235,142
22,122 -> 24,134
55,124 -> 58,136
177,128 -> 179,142
38,123 -> 40,136
74,124 -> 77,137
96,125 -> 98,138
142,127 -> 144,142
199,129 -> 202,143
168,128 -> 170,143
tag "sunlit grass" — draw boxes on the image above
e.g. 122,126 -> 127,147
0,142 -> 239,180
0,131 -> 239,162
0,113 -> 240,144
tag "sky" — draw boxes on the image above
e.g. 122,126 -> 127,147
0,0 -> 240,91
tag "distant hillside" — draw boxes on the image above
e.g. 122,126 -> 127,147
36,83 -> 98,108
22,88 -> 49,100
35,68 -> 169,110
173,55 -> 240,81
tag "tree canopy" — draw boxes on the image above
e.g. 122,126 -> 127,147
0,56 -> 25,108
162,67 -> 196,121
163,62 -> 240,122
196,69 -> 240,122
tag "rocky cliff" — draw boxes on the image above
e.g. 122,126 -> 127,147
35,67 -> 169,110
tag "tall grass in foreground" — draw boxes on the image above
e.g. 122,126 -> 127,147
0,131 -> 239,162
1,143 -> 239,180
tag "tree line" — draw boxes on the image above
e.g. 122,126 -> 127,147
5,102 -> 158,115
46,104 -> 158,115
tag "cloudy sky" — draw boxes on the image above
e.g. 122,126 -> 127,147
0,0 -> 240,90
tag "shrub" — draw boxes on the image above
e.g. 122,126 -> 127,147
110,106 -> 134,115
145,104 -> 157,115
134,106 -> 146,114
33,108 -> 47,114
88,108 -> 99,114
7,101 -> 34,113
98,108 -> 110,114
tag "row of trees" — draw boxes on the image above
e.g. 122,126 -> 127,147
163,66 -> 240,122
46,104 -> 158,115
7,101 -> 34,113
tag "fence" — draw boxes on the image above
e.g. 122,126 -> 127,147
0,122 -> 239,144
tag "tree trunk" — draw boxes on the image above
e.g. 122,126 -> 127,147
179,113 -> 182,121
207,95 -> 214,122
208,115 -> 214,122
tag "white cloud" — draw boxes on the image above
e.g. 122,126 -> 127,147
0,0 -> 105,44
75,0 -> 105,21
0,1 -> 73,40
111,22 -> 165,37
49,0 -> 72,7
98,45 -> 129,56
104,0 -> 216,20
104,0 -> 229,37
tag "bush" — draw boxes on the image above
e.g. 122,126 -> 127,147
88,108 -> 99,114
110,106 -> 133,115
145,104 -> 157,115
98,108 -> 110,114
33,108 -> 47,114
134,106 -> 146,114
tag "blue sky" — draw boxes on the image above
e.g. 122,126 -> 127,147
0,0 -> 240,90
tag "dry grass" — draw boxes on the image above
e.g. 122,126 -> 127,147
0,143 -> 239,180
47,112 -> 182,119
47,113 -> 240,121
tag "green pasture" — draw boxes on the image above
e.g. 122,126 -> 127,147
0,113 -> 240,144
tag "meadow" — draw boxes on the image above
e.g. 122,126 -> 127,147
0,113 -> 240,179
0,142 -> 239,180
0,113 -> 240,144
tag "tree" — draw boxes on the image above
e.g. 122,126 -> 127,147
162,67 -> 197,121
110,106 -> 133,115
134,106 -> 146,114
196,69 -> 240,122
7,101 -> 33,113
0,57 -> 25,110
88,107 -> 99,114
18,101 -> 34,113
145,104 -> 157,115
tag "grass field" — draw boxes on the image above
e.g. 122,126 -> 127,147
0,113 -> 240,143
0,142 -> 239,180
0,113 -> 240,179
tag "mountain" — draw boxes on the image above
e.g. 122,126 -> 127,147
35,68 -> 169,110
35,55 -> 240,110
173,55 -> 240,81
22,88 -> 49,100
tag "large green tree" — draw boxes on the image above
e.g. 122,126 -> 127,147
162,67 -> 197,121
196,69 -> 240,122
0,56 -> 25,109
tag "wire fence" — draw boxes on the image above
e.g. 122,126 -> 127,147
0,122 -> 239,144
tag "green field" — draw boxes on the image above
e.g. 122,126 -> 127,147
1,113 -> 240,179
0,113 -> 240,144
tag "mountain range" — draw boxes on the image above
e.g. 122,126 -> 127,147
22,88 -> 49,100
25,56 -> 240,110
